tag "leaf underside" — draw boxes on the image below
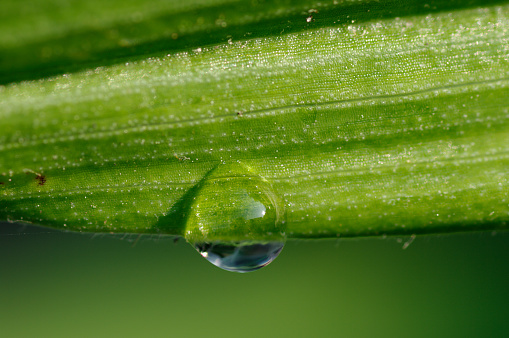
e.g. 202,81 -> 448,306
1,0 -> 508,239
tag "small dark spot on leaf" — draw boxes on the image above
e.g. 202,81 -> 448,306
35,174 -> 46,186
0,182 -> 4,185
237,111 -> 243,116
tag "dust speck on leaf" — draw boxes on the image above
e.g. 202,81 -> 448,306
35,174 -> 46,186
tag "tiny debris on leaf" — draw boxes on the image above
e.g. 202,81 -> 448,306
35,174 -> 46,186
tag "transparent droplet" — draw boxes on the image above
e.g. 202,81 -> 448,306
185,162 -> 286,273
194,242 -> 284,273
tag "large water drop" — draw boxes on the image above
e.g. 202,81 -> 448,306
184,162 -> 285,272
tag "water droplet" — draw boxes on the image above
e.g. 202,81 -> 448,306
195,242 -> 284,273
185,162 -> 285,272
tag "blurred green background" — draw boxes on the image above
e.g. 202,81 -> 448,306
1,222 -> 508,337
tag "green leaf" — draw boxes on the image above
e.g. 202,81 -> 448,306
1,0 -> 508,240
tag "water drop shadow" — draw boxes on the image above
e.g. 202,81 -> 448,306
153,165 -> 219,236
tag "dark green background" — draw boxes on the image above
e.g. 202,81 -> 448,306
1,223 -> 508,337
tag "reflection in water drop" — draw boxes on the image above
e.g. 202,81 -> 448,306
184,162 -> 286,273
194,242 -> 284,273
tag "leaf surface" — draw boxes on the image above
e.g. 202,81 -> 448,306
1,0 -> 508,239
